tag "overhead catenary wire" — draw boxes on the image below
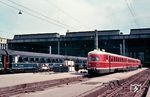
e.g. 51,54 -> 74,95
6,0 -> 77,29
45,0 -> 91,29
124,0 -> 140,27
0,0 -> 77,30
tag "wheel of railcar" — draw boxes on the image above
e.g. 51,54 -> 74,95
88,70 -> 98,76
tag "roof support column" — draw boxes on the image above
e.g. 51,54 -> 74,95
123,37 -> 126,56
95,29 -> 98,50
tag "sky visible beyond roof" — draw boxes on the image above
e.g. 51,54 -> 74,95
0,0 -> 150,39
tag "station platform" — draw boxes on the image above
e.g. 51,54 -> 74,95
11,68 -> 147,97
0,70 -> 87,88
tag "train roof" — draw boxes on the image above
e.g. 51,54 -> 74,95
0,49 -> 87,60
88,49 -> 139,61
7,50 -> 65,58
0,49 -> 7,55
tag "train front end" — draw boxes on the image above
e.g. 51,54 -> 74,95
87,49 -> 110,75
87,49 -> 102,75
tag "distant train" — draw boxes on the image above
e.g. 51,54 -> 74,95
87,49 -> 142,75
0,49 -> 87,73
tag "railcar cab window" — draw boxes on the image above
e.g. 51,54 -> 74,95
88,56 -> 99,61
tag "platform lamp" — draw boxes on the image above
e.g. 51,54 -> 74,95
18,10 -> 22,14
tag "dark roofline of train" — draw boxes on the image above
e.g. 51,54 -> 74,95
0,49 -> 87,60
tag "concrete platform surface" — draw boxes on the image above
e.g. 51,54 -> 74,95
0,71 -> 87,88
11,68 -> 147,97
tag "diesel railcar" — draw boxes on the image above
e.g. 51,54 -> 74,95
87,49 -> 142,75
0,49 -> 87,73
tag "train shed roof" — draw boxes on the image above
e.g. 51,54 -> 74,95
130,28 -> 150,35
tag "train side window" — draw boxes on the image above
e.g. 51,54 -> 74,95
46,59 -> 51,63
56,59 -> 59,63
83,60 -> 86,63
23,57 -> 28,62
30,58 -> 35,62
75,60 -> 79,63
35,58 -> 39,62
59,59 -> 63,63
51,59 -> 55,63
110,57 -> 113,62
106,56 -> 108,60
18,57 -> 23,62
40,58 -> 45,63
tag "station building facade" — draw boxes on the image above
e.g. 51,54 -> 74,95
8,28 -> 150,66
0,37 -> 7,49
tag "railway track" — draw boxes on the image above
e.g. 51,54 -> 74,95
0,76 -> 88,97
1,69 -> 149,97
79,68 -> 150,97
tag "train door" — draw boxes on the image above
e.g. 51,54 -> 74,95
2,55 -> 9,70
8,55 -> 13,69
108,56 -> 112,73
